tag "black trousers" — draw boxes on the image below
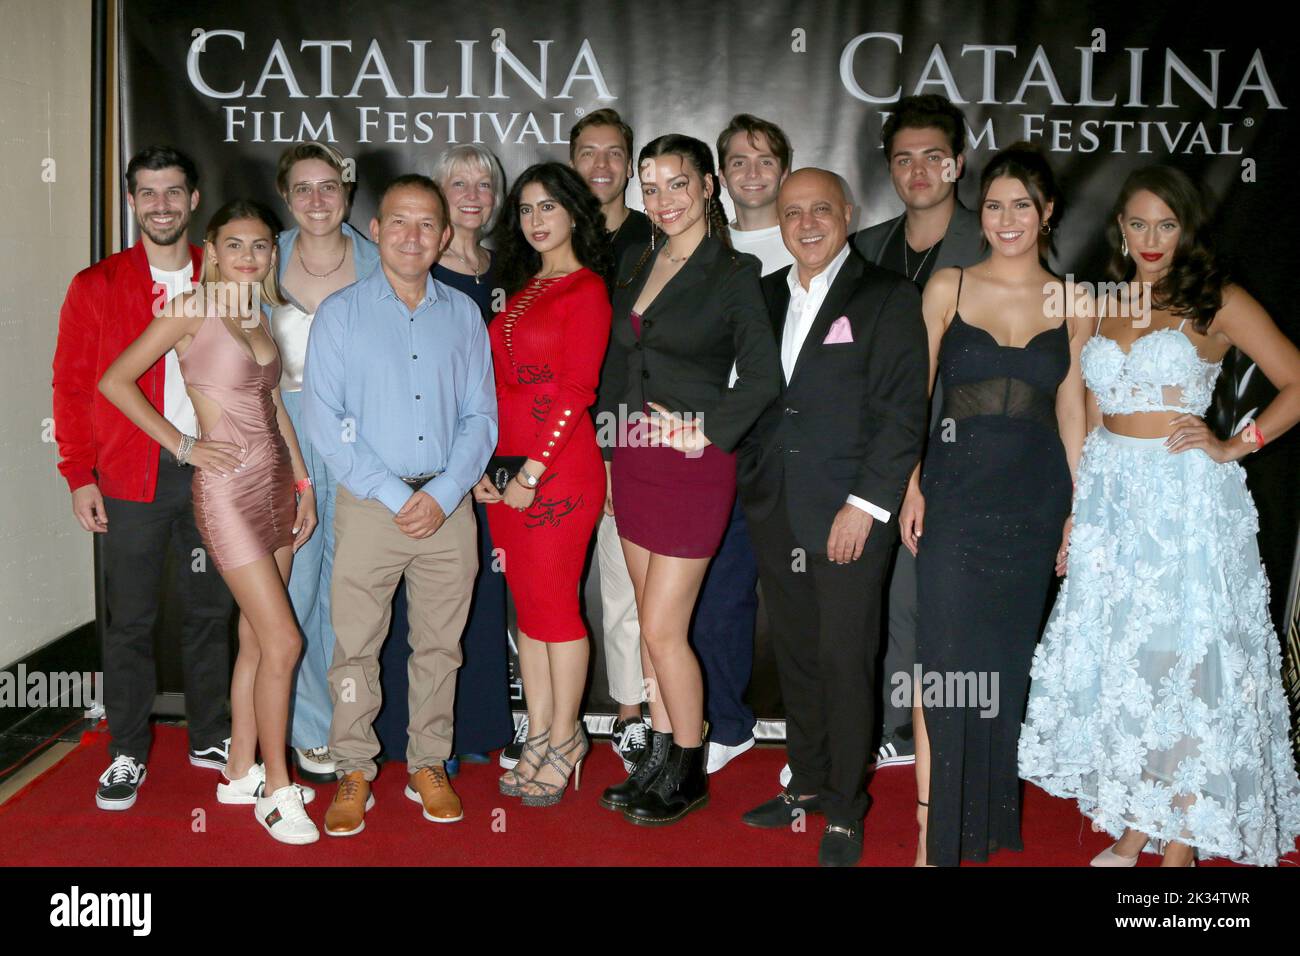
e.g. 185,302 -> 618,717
879,543 -> 919,739
747,492 -> 888,824
100,449 -> 233,761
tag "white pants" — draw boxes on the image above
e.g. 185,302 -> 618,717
596,513 -> 644,706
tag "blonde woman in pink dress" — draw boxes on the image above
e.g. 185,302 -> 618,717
100,199 -> 320,845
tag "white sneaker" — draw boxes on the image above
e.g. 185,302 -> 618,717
295,746 -> 336,776
255,785 -> 320,845
218,763 -> 315,806
779,763 -> 792,788
706,736 -> 755,774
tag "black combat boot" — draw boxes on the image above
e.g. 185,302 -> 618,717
599,729 -> 670,811
622,740 -> 709,826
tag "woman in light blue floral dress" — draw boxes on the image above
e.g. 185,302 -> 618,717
1019,166 -> 1300,867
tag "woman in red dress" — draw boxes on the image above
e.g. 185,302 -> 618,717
475,162 -> 612,806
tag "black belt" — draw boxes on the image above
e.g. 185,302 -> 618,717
401,471 -> 442,492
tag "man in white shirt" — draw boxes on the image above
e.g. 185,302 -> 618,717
688,115 -> 798,774
717,114 -> 795,276
736,169 -> 928,866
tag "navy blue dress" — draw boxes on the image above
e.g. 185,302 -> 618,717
916,271 -> 1072,865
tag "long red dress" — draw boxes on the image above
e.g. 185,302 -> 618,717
486,269 -> 611,642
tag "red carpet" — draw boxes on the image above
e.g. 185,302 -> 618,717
0,725 -> 1294,866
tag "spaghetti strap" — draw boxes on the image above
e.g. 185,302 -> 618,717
1176,316 -> 1188,332
1094,306 -> 1105,336
955,267 -> 964,313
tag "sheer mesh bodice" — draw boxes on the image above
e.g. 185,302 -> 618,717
942,377 -> 1058,432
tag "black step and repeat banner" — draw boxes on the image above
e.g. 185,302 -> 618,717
120,0 -> 1299,728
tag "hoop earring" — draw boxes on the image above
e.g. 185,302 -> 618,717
1040,221 -> 1052,236
1120,234 -> 1129,257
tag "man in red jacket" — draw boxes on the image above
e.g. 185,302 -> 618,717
52,146 -> 234,811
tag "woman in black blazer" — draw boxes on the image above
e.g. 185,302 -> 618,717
596,134 -> 781,825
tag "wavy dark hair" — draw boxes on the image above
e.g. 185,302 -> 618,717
491,162 -> 612,297
617,133 -> 730,289
1105,165 -> 1225,334
979,141 -> 1062,262
882,94 -> 967,159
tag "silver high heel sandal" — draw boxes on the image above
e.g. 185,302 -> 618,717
499,726 -> 550,796
520,725 -> 589,808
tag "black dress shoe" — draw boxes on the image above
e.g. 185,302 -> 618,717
599,730 -> 671,811
623,741 -> 709,826
741,790 -> 823,829
818,822 -> 864,867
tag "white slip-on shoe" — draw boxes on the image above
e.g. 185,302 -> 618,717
706,736 -> 755,774
779,763 -> 792,788
255,785 -> 320,845
218,764 -> 315,806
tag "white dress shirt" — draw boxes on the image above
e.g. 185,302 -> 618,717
782,243 -> 891,524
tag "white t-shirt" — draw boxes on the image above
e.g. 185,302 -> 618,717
725,224 -> 796,388
728,223 -> 794,276
150,264 -> 198,438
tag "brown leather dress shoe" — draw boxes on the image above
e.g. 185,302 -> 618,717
325,770 -> 374,837
405,764 -> 463,823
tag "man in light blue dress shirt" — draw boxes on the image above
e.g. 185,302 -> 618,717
303,174 -> 497,835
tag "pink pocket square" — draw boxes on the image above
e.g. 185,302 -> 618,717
822,316 -> 854,344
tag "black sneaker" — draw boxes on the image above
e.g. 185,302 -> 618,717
96,755 -> 147,811
189,737 -> 230,771
498,716 -> 529,769
611,717 -> 648,772
867,734 -> 915,771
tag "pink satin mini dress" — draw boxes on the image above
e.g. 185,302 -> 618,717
178,311 -> 295,572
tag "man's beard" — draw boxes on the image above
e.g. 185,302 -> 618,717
137,213 -> 188,246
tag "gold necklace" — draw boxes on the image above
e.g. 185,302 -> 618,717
297,241 -> 347,278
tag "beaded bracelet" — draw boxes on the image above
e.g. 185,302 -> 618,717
176,434 -> 196,465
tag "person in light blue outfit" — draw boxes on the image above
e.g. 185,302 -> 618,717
1019,166 -> 1300,867
270,142 -> 381,781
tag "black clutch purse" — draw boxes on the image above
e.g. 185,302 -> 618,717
486,455 -> 527,493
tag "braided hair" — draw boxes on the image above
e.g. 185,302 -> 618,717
618,133 -> 730,289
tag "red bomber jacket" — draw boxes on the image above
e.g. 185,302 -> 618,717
52,241 -> 203,502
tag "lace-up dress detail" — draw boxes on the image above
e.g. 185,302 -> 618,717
1020,321 -> 1300,866
485,270 -> 610,641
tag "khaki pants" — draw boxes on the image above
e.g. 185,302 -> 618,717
328,487 -> 477,779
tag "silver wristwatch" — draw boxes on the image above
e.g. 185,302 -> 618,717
516,468 -> 539,489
